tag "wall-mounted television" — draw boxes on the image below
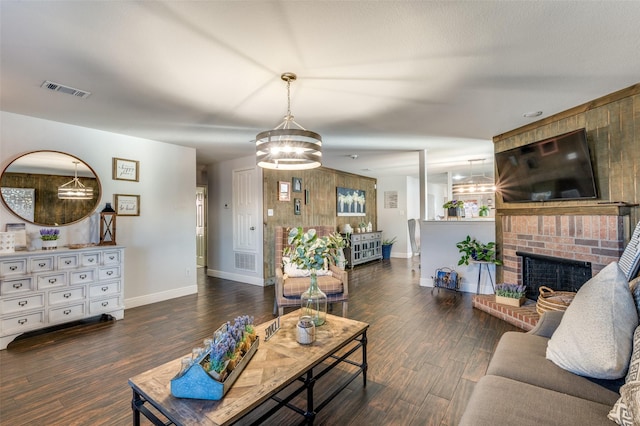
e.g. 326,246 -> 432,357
495,128 -> 598,203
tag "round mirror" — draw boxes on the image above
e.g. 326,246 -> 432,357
1,151 -> 101,226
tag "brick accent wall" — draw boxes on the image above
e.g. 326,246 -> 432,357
501,215 -> 625,285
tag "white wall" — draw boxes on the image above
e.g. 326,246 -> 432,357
0,111 -> 197,307
207,156 -> 264,286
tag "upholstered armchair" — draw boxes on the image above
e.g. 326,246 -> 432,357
274,226 -> 349,317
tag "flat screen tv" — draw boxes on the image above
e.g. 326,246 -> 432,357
495,128 -> 598,203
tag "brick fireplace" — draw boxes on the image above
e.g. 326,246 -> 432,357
473,213 -> 627,330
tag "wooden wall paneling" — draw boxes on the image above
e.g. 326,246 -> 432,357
262,167 -> 377,281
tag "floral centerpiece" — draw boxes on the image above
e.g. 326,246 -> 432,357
40,228 -> 59,250
202,315 -> 256,382
285,227 -> 345,326
495,283 -> 527,307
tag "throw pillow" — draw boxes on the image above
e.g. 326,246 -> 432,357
609,325 -> 640,425
630,277 -> 640,319
282,257 -> 331,278
619,222 -> 640,280
546,261 -> 638,379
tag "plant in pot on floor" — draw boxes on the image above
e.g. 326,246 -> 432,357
494,283 -> 527,307
382,236 -> 397,260
455,235 -> 502,266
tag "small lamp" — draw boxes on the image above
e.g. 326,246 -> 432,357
99,203 -> 117,245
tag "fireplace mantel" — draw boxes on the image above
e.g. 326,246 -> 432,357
497,203 -> 636,217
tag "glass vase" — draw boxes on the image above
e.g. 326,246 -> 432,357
300,269 -> 327,326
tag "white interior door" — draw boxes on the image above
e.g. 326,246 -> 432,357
233,169 -> 258,272
196,186 -> 207,267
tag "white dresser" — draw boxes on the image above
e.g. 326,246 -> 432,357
0,245 -> 124,349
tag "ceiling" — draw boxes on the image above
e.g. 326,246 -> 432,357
2,1 -> 640,182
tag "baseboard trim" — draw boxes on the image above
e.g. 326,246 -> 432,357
125,285 -> 198,309
207,269 -> 265,287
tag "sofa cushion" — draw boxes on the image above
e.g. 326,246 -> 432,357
619,222 -> 640,280
459,375 -> 614,426
282,275 -> 343,297
609,325 -> 640,425
487,331 -> 620,405
546,261 -> 638,379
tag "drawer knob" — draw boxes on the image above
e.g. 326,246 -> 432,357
65,260 -> 71,265
18,300 -> 28,307
101,301 -> 109,307
108,256 -> 115,260
63,309 -> 71,315
9,266 -> 17,271
101,286 -> 108,292
49,278 -> 57,284
88,258 -> 95,263
106,271 -> 113,276
38,262 -> 46,267
12,283 -> 23,289
64,293 -> 71,298
18,318 -> 28,325
80,274 -> 87,280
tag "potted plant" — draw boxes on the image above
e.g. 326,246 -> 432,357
443,200 -> 465,219
495,283 -> 527,307
40,228 -> 60,250
478,205 -> 490,217
381,236 -> 397,260
455,235 -> 502,266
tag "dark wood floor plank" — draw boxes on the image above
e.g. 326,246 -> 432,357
0,258 -> 519,425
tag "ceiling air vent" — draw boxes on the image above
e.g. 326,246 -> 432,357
41,80 -> 91,99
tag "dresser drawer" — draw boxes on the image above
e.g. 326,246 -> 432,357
1,311 -> 45,334
58,254 -> 79,269
0,277 -> 34,296
49,286 -> 86,305
29,256 -> 55,273
99,266 -> 120,280
89,296 -> 121,314
80,253 -> 100,267
89,281 -> 120,298
69,269 -> 96,285
351,234 -> 362,243
0,259 -> 27,277
103,250 -> 121,265
1,293 -> 45,315
49,303 -> 86,323
37,272 -> 67,289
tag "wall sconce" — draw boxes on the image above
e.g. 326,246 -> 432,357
99,203 -> 117,245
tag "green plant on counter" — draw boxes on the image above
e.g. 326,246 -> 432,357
455,235 -> 502,266
478,205 -> 490,216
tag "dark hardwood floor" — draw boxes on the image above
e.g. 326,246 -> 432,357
0,258 -> 519,425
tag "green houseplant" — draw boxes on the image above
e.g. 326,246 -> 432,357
443,200 -> 464,219
495,283 -> 527,307
478,205 -> 490,217
381,236 -> 396,260
455,235 -> 502,266
285,227 -> 345,326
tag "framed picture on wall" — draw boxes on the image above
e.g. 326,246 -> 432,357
278,181 -> 290,201
112,158 -> 139,182
114,194 -> 140,216
336,187 -> 366,216
292,177 -> 302,192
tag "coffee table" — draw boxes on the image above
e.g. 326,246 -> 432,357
128,310 -> 368,425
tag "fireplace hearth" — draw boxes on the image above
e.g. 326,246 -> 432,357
517,251 -> 592,300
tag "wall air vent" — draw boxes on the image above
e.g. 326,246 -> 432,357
40,80 -> 91,98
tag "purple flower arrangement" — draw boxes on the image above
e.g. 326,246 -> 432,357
495,283 -> 526,299
205,315 -> 256,379
39,228 -> 60,241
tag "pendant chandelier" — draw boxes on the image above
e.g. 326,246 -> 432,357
256,72 -> 322,170
58,161 -> 94,200
452,159 -> 496,195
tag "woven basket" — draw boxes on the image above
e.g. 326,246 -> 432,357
536,286 -> 576,315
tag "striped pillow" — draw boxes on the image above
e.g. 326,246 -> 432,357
619,222 -> 640,280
